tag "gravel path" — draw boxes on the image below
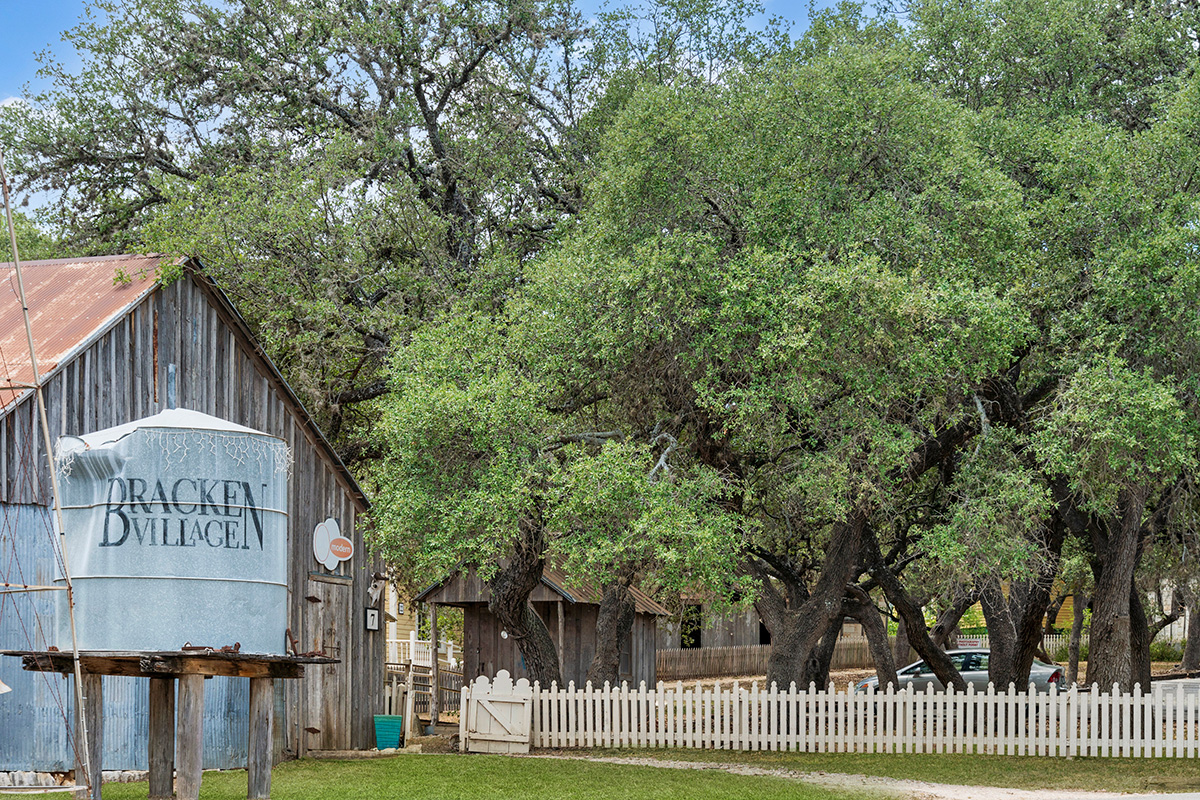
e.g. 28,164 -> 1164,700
516,752 -> 1200,800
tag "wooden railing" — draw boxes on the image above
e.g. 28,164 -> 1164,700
384,662 -> 463,721
463,677 -> 1200,757
386,631 -> 458,667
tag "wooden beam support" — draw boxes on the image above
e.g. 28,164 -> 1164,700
428,603 -> 440,735
247,677 -> 274,800
7,650 -> 323,679
147,677 -> 175,800
0,650 -> 326,800
75,672 -> 103,800
140,656 -> 303,679
175,674 -> 205,800
557,601 -> 565,672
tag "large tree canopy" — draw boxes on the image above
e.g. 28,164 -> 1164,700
1,0 -> 779,457
4,0 -> 1200,690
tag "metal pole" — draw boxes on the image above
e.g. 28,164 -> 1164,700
0,149 -> 94,795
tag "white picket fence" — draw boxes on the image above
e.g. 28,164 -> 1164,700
466,678 -> 1200,757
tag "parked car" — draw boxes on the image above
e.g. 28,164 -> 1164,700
854,648 -> 1064,693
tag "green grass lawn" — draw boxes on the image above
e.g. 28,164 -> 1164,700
604,747 -> 1200,794
93,755 -> 879,800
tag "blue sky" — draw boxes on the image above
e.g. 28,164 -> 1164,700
1,0 -> 827,103
0,0 -> 91,101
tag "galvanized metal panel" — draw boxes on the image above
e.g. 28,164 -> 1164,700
1,503 -> 251,770
0,504 -> 66,770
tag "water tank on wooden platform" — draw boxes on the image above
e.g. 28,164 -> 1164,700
54,409 -> 290,654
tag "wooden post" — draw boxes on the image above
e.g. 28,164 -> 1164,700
175,674 -> 206,800
147,677 -> 175,800
75,672 -> 103,800
404,661 -> 417,741
428,603 -> 440,734
557,601 -> 565,672
247,677 -> 274,800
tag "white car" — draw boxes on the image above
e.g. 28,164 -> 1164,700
855,648 -> 1064,693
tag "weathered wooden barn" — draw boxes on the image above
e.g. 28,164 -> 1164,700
0,254 -> 383,772
417,568 -> 666,686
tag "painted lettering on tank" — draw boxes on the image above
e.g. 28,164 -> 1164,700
97,476 -> 272,550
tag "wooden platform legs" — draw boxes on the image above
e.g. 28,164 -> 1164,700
75,672 -> 103,800
247,677 -> 274,800
175,674 -> 205,800
148,677 -> 175,800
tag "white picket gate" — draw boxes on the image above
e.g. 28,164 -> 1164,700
458,678 -> 1200,757
461,671 -> 535,754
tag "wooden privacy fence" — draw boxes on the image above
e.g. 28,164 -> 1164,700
657,637 -> 897,680
462,677 -> 1200,757
656,633 -> 1134,680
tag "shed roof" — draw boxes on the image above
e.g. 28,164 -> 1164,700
0,253 -> 368,510
417,565 -> 670,616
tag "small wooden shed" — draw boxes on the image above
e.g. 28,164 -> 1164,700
417,568 -> 667,687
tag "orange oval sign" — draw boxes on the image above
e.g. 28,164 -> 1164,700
328,536 -> 354,561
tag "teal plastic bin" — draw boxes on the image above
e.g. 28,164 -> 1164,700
374,714 -> 404,749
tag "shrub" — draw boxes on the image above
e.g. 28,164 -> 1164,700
1150,639 -> 1185,663
1051,641 -> 1088,662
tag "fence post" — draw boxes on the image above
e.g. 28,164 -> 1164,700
459,683 -> 469,751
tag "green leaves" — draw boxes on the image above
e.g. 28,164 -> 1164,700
1035,357 -> 1195,514
547,439 -> 747,595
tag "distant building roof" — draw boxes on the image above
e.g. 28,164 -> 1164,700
417,564 -> 670,616
0,254 -> 161,407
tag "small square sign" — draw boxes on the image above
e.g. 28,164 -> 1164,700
365,607 -> 380,631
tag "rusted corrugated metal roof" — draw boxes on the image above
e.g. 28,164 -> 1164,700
0,254 -> 165,408
540,568 -> 670,616
0,253 -> 370,511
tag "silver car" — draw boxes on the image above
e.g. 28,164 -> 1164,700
855,648 -> 1064,693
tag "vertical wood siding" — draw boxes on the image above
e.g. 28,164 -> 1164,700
1,275 -> 382,769
460,603 -> 657,688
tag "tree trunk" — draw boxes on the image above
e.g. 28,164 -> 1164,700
753,512 -> 867,688
1067,592 -> 1087,685
1044,592 -> 1068,636
1147,588 -> 1185,641
485,522 -> 563,687
864,528 -> 967,691
930,586 -> 979,649
1130,583 -> 1152,690
979,576 -> 1020,688
844,591 -> 898,690
893,615 -> 912,666
1087,488 -> 1149,692
1182,590 -> 1200,671
801,615 -> 844,689
992,515 -> 1069,688
586,577 -> 636,687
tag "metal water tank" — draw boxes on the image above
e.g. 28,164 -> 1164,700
54,409 -> 289,654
